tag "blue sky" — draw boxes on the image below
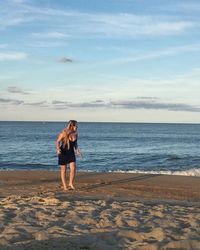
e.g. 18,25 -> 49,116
0,0 -> 200,122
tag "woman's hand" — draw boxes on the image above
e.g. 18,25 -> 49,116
76,148 -> 82,158
56,133 -> 63,155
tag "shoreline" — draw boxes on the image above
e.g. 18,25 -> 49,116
1,170 -> 200,202
1,168 -> 200,177
1,171 -> 200,249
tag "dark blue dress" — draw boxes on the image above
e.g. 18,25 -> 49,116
58,140 -> 77,165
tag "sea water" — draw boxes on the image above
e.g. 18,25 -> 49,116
0,121 -> 200,176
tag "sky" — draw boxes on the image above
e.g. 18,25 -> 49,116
0,0 -> 200,123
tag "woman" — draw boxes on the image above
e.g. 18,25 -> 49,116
56,120 -> 81,191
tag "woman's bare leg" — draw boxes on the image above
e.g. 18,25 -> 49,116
60,165 -> 68,190
69,162 -> 76,189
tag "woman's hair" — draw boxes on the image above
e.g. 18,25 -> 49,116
67,120 -> 77,130
62,120 -> 77,149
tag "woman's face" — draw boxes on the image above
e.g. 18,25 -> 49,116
73,124 -> 78,132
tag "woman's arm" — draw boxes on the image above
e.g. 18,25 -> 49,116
55,133 -> 63,155
73,134 -> 82,158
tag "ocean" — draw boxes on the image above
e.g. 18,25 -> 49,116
0,121 -> 200,176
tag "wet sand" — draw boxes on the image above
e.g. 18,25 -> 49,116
0,171 -> 200,249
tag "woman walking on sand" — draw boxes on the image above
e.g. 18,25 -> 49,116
56,120 -> 81,191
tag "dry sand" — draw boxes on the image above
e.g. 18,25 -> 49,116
0,171 -> 200,249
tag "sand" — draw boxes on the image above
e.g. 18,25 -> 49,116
0,171 -> 200,249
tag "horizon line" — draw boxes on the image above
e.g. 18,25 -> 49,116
0,120 -> 200,125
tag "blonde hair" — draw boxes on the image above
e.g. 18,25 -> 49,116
62,120 -> 77,149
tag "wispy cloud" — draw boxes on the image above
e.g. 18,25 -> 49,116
0,97 -> 47,107
63,13 -> 196,38
110,100 -> 200,112
0,52 -> 27,61
0,44 -> 8,49
177,3 -> 200,12
0,98 -> 24,105
149,2 -> 200,16
52,101 -> 71,105
31,32 -> 69,39
0,18 -> 25,29
86,15 -> 195,38
52,100 -> 108,109
24,101 -> 48,107
0,2 -> 197,38
7,86 -> 30,95
27,41 -> 67,48
135,96 -> 159,101
1,95 -> 199,113
52,98 -> 200,112
107,43 -> 200,64
11,0 -> 28,4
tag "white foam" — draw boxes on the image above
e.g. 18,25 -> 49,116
109,168 -> 200,177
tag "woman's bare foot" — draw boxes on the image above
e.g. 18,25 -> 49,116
69,184 -> 75,190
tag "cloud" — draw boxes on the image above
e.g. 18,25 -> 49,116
106,43 -> 200,64
31,32 -> 69,39
12,0 -> 28,4
52,100 -> 71,105
70,102 -> 107,108
65,13 -> 195,38
24,101 -> 48,107
110,100 -> 200,112
0,44 -> 8,49
27,41 -> 67,48
1,96 -> 199,113
93,100 -> 105,103
0,17 -> 26,30
52,100 -> 107,109
7,86 -> 30,95
58,57 -> 74,63
0,52 -> 27,61
0,2 -> 196,38
177,3 -> 200,12
87,15 -> 195,38
136,97 -> 159,100
52,98 -> 200,112
0,98 -> 24,105
0,97 -> 47,107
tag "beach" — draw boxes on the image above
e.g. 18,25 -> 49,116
1,171 -> 200,249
